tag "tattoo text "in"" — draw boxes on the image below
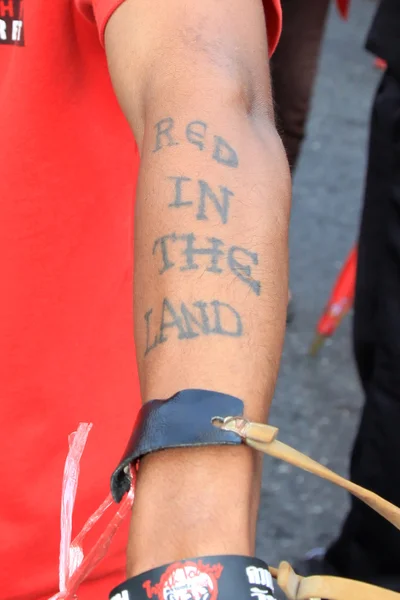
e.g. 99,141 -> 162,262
168,176 -> 234,225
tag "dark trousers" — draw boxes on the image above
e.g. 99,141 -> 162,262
271,0 -> 330,170
326,70 -> 400,583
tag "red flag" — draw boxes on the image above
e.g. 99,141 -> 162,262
336,0 -> 350,20
310,246 -> 357,355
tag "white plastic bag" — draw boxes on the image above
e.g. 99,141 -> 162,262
49,423 -> 135,600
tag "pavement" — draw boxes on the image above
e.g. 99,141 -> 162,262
255,0 -> 381,579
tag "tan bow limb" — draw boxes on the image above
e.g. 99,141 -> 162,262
212,416 -> 400,600
275,561 -> 400,600
213,417 -> 400,530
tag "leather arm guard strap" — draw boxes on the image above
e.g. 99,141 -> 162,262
110,389 -> 244,503
109,389 -> 400,600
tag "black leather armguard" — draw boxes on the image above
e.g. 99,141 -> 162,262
111,389 -> 244,502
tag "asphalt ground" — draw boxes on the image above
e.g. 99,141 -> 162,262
256,0 -> 381,578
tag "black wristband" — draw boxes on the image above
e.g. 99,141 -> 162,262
111,389 -> 244,503
109,555 -> 276,600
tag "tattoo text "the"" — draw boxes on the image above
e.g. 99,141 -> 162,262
153,233 -> 261,296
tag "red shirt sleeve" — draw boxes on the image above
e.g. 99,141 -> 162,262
263,0 -> 282,56
82,0 -> 282,58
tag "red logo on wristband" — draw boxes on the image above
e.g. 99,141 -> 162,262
143,561 -> 223,600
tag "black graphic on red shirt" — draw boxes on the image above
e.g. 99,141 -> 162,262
0,0 -> 24,46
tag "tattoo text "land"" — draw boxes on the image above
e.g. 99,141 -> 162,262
144,298 -> 243,356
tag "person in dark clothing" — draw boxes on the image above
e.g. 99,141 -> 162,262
270,0 -> 330,319
271,0 -> 330,171
302,0 -> 400,589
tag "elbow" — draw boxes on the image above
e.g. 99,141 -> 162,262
132,50 -> 290,213
135,49 -> 277,144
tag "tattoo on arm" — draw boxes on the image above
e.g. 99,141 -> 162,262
168,176 -> 193,209
152,232 -> 261,294
186,120 -> 207,151
153,118 -> 179,152
179,233 -> 224,273
152,233 -> 178,275
168,176 -> 234,225
153,118 -> 239,169
143,117 -> 258,358
196,180 -> 233,224
212,135 -> 238,168
228,246 -> 261,296
144,298 -> 243,356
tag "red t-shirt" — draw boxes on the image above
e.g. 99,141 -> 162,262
0,1 -> 281,599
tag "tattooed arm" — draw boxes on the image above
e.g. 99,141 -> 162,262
105,0 -> 290,575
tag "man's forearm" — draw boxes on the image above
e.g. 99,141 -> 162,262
134,104 -> 290,408
127,90 -> 290,574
